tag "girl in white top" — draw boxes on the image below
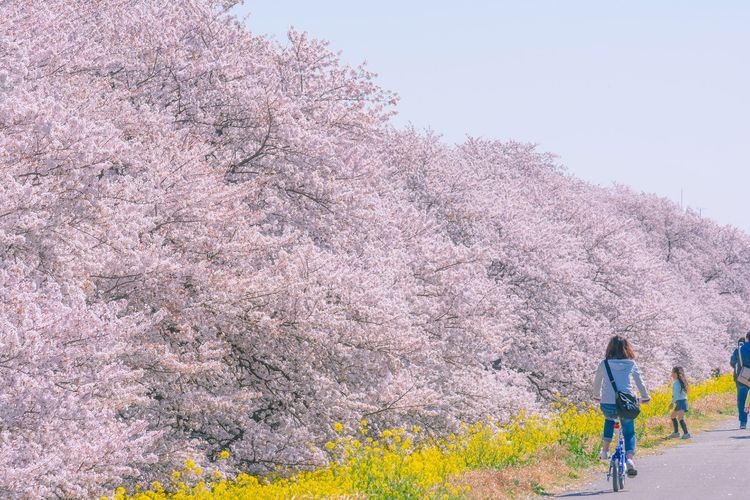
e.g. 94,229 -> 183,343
669,366 -> 690,439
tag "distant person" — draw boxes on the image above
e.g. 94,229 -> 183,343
668,366 -> 690,439
730,332 -> 750,429
593,335 -> 650,477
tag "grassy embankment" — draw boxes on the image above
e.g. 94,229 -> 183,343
110,374 -> 737,499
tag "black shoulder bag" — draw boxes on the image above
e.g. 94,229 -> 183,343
604,360 -> 641,419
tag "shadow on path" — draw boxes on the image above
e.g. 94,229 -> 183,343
556,490 -> 614,497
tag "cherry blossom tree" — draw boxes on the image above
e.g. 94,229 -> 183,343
2,0 -> 750,496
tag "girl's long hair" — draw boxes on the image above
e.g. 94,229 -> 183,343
673,366 -> 689,393
605,335 -> 636,360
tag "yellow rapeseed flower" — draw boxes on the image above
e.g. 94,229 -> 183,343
111,374 -> 734,500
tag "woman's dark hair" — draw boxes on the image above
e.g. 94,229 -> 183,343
672,366 -> 689,393
746,331 -> 750,342
605,335 -> 636,360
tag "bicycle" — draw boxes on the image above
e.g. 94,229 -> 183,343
606,420 -> 627,492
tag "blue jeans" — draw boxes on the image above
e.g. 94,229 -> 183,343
601,403 -> 636,456
737,384 -> 749,425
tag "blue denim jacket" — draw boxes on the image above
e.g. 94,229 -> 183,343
730,343 -> 750,377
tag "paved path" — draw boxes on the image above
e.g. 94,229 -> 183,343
558,418 -> 750,499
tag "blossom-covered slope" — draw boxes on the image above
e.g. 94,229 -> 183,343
1,1 -> 748,496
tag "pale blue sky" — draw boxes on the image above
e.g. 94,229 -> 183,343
235,1 -> 749,231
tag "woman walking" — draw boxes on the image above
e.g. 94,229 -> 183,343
592,335 -> 650,477
730,332 -> 750,429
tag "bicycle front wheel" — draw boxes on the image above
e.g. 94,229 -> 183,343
612,460 -> 620,492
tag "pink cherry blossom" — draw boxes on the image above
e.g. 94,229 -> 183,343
1,1 -> 748,496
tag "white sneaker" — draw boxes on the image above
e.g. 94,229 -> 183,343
668,432 -> 680,438
681,432 -> 692,439
599,449 -> 609,460
626,458 -> 638,477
